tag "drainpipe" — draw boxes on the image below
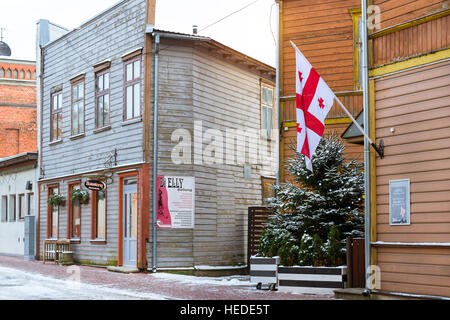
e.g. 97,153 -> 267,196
151,32 -> 160,273
275,1 -> 281,186
361,0 -> 371,291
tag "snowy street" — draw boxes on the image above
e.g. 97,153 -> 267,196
0,265 -> 168,300
0,255 -> 334,300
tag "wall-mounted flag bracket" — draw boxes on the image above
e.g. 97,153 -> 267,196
334,96 -> 385,159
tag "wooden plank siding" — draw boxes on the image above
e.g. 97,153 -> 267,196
280,0 -> 365,183
282,0 -> 361,95
377,246 -> 450,297
38,0 -> 276,269
372,14 -> 450,68
373,60 -> 450,297
38,0 -> 147,265
371,0 -> 447,31
40,0 -> 147,179
192,45 -> 276,267
145,40 -> 277,268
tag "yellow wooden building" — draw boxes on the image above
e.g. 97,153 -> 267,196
367,0 -> 450,299
276,0 -> 450,299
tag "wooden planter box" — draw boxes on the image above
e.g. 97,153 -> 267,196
249,256 -> 279,290
278,266 -> 347,295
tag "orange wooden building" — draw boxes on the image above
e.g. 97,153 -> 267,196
367,0 -> 450,299
277,0 -> 450,299
276,0 -> 365,183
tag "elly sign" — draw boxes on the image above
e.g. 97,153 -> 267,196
156,176 -> 195,229
85,179 -> 106,191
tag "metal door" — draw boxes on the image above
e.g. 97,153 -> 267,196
123,179 -> 138,266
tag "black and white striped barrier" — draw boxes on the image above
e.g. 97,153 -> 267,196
249,256 -> 279,290
278,266 -> 347,295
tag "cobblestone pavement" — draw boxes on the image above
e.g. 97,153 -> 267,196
0,255 -> 335,300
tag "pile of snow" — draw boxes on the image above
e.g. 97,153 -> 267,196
150,272 -> 252,287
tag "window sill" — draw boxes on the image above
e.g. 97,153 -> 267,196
90,239 -> 107,245
121,117 -> 142,126
48,139 -> 63,146
70,239 -> 81,244
69,133 -> 85,140
93,125 -> 112,134
260,132 -> 275,141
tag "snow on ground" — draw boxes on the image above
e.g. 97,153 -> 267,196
0,266 -> 168,300
150,272 -> 253,287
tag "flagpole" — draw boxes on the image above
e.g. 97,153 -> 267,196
334,95 -> 384,158
275,2 -> 281,186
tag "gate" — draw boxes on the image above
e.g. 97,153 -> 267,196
247,206 -> 272,268
346,237 -> 365,288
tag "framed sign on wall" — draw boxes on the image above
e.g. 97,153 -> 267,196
389,179 -> 410,226
156,176 -> 195,229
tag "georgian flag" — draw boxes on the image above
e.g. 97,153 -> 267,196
293,41 -> 335,172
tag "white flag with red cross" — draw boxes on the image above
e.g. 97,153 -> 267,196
292,41 -> 335,172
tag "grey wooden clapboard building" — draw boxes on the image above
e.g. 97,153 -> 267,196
36,0 -> 276,271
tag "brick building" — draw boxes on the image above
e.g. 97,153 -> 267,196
0,58 -> 37,158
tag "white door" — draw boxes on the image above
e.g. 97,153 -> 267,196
123,179 -> 138,266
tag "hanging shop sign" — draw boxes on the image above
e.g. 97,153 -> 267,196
85,179 -> 106,191
389,179 -> 410,225
156,176 -> 195,229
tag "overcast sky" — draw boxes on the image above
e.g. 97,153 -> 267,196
0,0 -> 277,66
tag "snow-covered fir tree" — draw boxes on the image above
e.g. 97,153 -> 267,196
258,133 -> 365,266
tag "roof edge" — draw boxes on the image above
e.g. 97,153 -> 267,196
0,152 -> 38,169
151,28 -> 275,73
42,0 -> 131,50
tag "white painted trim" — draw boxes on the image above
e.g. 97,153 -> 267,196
278,273 -> 342,282
371,241 -> 450,247
250,276 -> 277,284
250,264 -> 278,271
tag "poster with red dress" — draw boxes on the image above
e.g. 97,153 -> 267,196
156,176 -> 195,229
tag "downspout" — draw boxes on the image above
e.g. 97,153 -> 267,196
39,45 -> 44,179
275,1 -> 281,186
361,0 -> 371,291
36,45 -> 44,260
151,32 -> 160,273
